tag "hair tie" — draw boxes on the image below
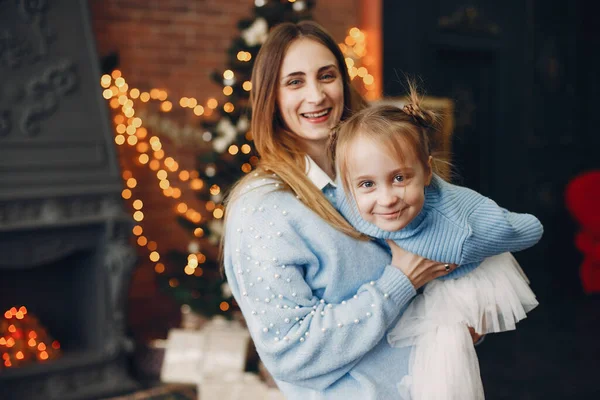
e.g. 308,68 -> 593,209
403,103 -> 420,117
403,103 -> 429,127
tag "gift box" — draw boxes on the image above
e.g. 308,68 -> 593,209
160,316 -> 250,384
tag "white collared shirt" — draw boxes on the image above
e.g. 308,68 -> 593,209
304,155 -> 337,204
304,155 -> 336,190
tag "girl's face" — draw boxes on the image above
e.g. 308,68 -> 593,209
347,135 -> 432,232
277,38 -> 344,149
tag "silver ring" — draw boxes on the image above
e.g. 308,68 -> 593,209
444,264 -> 450,272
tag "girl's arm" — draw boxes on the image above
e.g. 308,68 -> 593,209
461,199 -> 543,264
224,187 -> 416,390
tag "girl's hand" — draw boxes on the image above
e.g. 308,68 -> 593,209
386,240 -> 457,290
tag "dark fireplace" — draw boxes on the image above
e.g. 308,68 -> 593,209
0,205 -> 139,400
0,1 -> 139,398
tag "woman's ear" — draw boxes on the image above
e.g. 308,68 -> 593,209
425,156 -> 433,185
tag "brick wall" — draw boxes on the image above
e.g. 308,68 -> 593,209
90,0 -> 359,102
89,0 -> 360,340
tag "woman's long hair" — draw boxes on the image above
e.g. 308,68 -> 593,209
225,21 -> 368,239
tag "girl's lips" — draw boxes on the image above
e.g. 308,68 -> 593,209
375,209 -> 404,220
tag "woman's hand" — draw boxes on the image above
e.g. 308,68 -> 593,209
468,327 -> 483,344
387,240 -> 457,290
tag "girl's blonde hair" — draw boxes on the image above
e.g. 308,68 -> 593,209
225,21 -> 368,239
333,82 -> 443,195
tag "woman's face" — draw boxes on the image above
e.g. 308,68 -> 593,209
277,38 -> 344,148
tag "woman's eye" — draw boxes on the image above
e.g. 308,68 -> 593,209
288,79 -> 301,86
321,73 -> 335,80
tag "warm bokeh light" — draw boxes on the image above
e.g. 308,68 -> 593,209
193,105 -> 205,116
209,185 -> 221,195
207,98 -> 218,109
241,163 -> 252,173
133,211 -> 144,221
228,145 -> 239,155
223,102 -> 234,113
139,154 -> 149,164
190,178 -> 204,190
101,74 -> 112,87
205,201 -> 216,212
149,251 -> 160,262
177,203 -> 188,214
213,208 -> 224,219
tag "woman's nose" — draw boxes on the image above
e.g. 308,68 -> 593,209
306,82 -> 325,104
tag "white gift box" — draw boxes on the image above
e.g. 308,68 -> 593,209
200,372 -> 285,400
161,317 -> 285,399
160,328 -> 206,384
160,317 -> 250,384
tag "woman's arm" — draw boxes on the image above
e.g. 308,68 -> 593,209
224,187 -> 415,390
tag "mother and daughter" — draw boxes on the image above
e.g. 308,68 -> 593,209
222,21 -> 542,399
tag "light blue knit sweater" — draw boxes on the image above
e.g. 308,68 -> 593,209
223,178 -> 418,399
336,174 -> 544,279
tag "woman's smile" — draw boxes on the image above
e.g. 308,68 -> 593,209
301,108 -> 332,122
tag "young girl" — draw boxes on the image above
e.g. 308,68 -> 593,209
333,88 -> 542,399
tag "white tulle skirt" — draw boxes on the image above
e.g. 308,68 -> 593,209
388,253 -> 538,400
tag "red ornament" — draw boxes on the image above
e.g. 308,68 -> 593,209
565,170 -> 600,293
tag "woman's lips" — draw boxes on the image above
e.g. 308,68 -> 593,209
301,109 -> 331,123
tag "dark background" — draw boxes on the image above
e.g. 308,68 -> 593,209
384,0 -> 600,398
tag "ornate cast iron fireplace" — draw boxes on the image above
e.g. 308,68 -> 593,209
0,1 -> 138,398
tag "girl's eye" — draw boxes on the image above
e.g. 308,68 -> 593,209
359,181 -> 374,188
394,174 -> 405,183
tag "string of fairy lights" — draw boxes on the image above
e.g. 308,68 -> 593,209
105,27 -> 376,301
1,306 -> 61,369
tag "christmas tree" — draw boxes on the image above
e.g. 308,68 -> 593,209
156,0 -> 318,319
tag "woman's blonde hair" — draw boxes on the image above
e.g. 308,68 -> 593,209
333,82 -> 443,195
225,21 -> 368,239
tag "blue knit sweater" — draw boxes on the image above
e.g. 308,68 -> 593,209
223,178 -> 418,399
336,174 -> 543,279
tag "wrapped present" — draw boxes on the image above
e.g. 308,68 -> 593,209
200,372 -> 285,400
160,316 -> 250,384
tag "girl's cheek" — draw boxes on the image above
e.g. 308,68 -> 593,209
356,197 -> 371,214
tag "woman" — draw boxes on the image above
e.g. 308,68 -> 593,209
223,21 -> 460,399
